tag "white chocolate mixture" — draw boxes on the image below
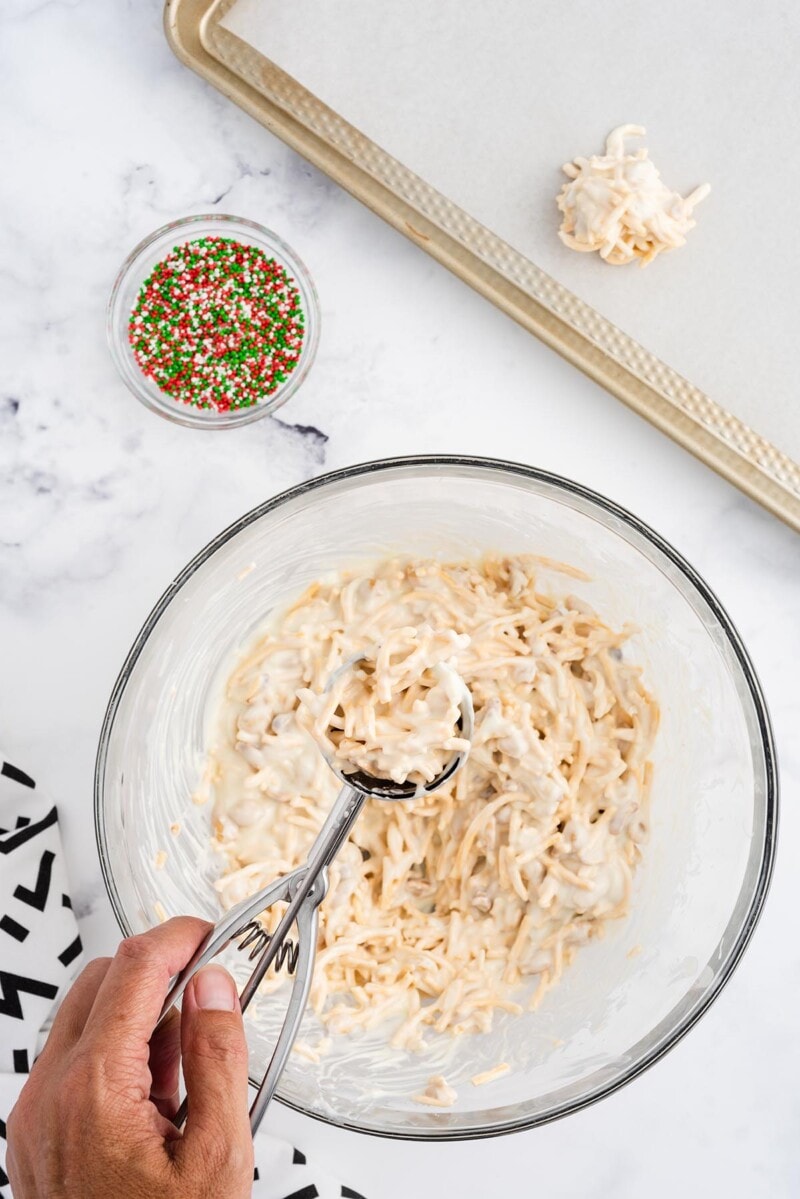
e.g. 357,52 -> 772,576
209,555 -> 658,1059
297,625 -> 471,787
556,124 -> 710,266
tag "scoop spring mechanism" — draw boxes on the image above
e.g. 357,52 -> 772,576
236,921 -> 300,973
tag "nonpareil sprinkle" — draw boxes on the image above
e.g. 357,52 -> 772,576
128,235 -> 306,412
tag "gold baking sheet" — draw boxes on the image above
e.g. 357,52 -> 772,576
165,0 -> 800,532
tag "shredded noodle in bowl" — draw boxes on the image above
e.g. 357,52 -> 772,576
209,555 -> 658,1058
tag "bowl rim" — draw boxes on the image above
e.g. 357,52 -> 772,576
106,212 -> 321,429
94,454 -> 778,1140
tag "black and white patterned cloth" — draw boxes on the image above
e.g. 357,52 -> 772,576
0,762 -> 365,1199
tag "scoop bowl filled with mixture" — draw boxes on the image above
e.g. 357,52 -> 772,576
95,457 -> 775,1139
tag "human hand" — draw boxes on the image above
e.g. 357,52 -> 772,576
6,917 -> 254,1198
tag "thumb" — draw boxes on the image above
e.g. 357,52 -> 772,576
176,965 -> 254,1185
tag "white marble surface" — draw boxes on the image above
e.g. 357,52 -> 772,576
1,3 -> 798,1196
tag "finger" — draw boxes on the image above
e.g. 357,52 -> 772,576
175,965 -> 253,1183
80,917 -> 212,1056
148,1003 -> 182,1120
39,958 -> 112,1058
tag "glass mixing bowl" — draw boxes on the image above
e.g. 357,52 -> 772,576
95,457 -> 777,1140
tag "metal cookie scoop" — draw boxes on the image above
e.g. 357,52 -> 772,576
158,655 -> 473,1136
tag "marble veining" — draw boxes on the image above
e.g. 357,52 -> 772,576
1,2 -> 798,1196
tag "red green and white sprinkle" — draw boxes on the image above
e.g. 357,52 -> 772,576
128,235 -> 306,412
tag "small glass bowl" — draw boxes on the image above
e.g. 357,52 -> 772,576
107,214 -> 320,429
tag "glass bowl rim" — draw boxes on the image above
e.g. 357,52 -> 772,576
94,454 -> 778,1141
106,212 -> 320,429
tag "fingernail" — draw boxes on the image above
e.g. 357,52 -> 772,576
193,965 -> 237,1011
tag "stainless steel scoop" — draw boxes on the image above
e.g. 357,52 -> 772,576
158,656 -> 473,1136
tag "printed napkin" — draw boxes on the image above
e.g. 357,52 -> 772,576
0,761 -> 365,1199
